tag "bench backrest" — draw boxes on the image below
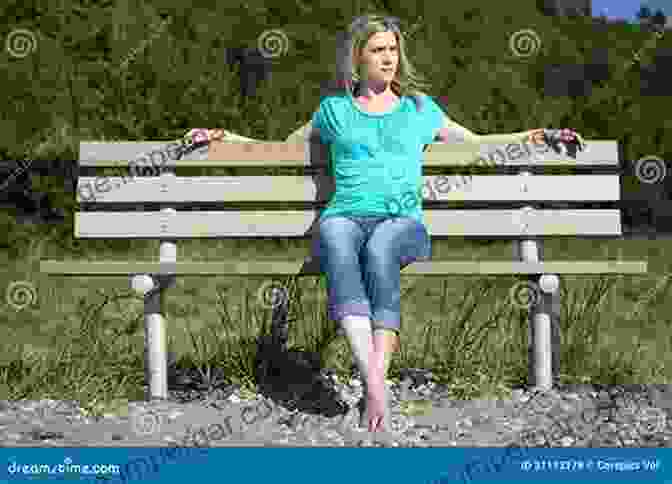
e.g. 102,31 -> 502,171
76,139 -> 622,239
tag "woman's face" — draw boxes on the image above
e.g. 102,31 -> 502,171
355,30 -> 398,85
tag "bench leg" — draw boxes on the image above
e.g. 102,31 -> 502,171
518,238 -> 560,390
526,274 -> 561,391
143,283 -> 168,400
131,233 -> 177,401
144,314 -> 168,400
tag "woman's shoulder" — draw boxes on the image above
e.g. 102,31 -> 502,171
402,92 -> 443,114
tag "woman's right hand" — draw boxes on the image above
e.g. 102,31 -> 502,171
183,128 -> 225,144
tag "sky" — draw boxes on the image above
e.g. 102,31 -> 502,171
591,0 -> 668,22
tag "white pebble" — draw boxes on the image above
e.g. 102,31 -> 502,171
560,436 -> 574,446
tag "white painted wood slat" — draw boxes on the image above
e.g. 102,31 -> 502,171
74,209 -> 623,238
75,175 -> 620,203
39,259 -> 647,276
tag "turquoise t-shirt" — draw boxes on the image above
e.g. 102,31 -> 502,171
312,91 -> 445,227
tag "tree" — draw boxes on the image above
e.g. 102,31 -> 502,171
651,9 -> 667,28
636,5 -> 652,20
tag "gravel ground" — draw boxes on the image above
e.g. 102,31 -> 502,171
2,367 -> 672,448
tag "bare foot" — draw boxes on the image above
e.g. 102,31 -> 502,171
366,353 -> 387,432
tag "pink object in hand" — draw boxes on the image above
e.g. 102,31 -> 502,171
190,129 -> 209,144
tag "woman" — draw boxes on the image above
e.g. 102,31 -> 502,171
189,14 -> 586,433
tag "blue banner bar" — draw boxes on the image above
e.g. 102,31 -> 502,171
2,448 -> 668,483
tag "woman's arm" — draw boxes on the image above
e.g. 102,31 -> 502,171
222,130 -> 263,142
435,114 -> 538,146
184,128 -> 263,143
286,121 -> 321,143
435,115 -> 587,164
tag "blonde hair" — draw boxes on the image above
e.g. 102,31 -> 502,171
333,14 -> 432,111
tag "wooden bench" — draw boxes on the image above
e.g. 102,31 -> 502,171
40,136 -> 648,401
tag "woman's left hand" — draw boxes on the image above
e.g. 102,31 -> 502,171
185,128 -> 225,143
528,128 -> 587,158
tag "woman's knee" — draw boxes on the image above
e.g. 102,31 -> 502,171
366,218 -> 430,265
317,216 -> 360,247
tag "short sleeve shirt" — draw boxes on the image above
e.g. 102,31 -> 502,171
311,92 -> 446,226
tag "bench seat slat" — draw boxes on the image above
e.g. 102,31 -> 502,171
39,260 -> 647,275
74,210 -> 623,237
76,175 -> 620,203
78,140 -> 620,167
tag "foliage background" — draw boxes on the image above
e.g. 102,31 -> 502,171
1,0 -> 670,158
0,0 -> 671,405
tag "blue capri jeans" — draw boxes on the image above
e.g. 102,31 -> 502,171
311,215 -> 431,333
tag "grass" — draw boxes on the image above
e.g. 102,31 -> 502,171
1,204 -> 671,420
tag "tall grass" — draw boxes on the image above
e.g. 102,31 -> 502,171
1,257 -> 668,419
